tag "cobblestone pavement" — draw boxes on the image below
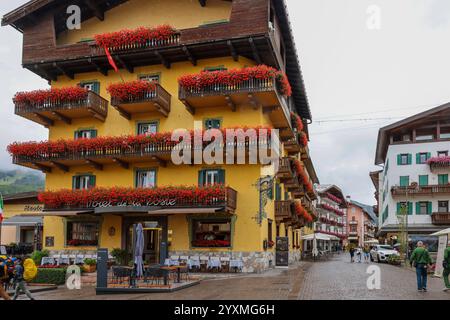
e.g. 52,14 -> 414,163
12,255 -> 450,300
15,264 -> 307,300
298,254 -> 450,300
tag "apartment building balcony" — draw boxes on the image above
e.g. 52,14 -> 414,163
348,231 -> 358,237
8,129 -> 270,172
349,220 -> 358,225
391,184 -> 450,197
428,157 -> 450,172
283,135 -> 309,158
38,185 -> 238,214
110,83 -> 171,119
275,200 -> 294,224
179,73 -> 294,141
14,90 -> 108,127
431,212 -> 450,225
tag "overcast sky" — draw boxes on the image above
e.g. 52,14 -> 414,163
0,0 -> 449,206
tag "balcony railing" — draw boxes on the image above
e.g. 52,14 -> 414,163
431,212 -> 450,225
179,77 -> 293,138
391,184 -> 450,197
14,91 -> 108,126
10,133 -> 270,172
40,185 -> 237,214
111,84 -> 171,119
275,200 -> 294,223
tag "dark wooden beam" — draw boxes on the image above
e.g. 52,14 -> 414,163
153,103 -> 169,117
152,156 -> 167,168
88,58 -> 108,76
32,113 -> 54,127
33,163 -> 51,173
51,111 -> 72,124
227,40 -> 238,61
34,64 -> 56,82
155,50 -> 171,69
112,105 -> 131,120
182,46 -> 197,66
112,158 -> 129,169
88,109 -> 107,122
84,0 -> 105,21
53,62 -> 74,79
180,99 -> 195,115
248,38 -> 262,64
224,95 -> 236,112
248,93 -> 261,110
115,55 -> 134,73
50,161 -> 69,172
86,159 -> 103,171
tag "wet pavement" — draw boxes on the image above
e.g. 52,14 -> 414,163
11,254 -> 450,300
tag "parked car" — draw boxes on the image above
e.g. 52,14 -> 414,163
370,245 -> 399,263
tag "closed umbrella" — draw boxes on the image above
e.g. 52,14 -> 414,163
134,223 -> 145,278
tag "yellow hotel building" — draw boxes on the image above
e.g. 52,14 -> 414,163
3,0 -> 318,272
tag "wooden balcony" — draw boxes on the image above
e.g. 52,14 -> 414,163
429,162 -> 450,172
284,137 -> 301,156
11,137 -> 270,173
431,212 -> 450,225
14,91 -> 108,126
275,200 -> 294,224
276,157 -> 294,182
111,84 -> 171,119
179,78 -> 293,140
391,184 -> 450,197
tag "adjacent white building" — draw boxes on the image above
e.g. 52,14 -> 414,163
373,103 -> 450,250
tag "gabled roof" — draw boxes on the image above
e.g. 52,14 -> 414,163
350,200 -> 378,225
375,102 -> 450,165
315,184 -> 347,208
369,170 -> 382,192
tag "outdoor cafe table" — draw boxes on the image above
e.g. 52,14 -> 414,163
160,265 -> 188,284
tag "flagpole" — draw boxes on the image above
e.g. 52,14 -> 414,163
0,192 -> 3,246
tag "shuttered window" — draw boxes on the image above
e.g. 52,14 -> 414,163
418,175 -> 429,186
79,81 -> 100,94
416,201 -> 432,215
397,153 -> 411,165
74,129 -> 97,139
399,176 -> 409,187
204,119 -> 221,129
397,202 -> 412,215
416,152 -> 431,164
438,174 -> 449,185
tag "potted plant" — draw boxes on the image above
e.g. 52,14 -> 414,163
83,258 -> 97,273
387,254 -> 402,266
110,248 -> 131,266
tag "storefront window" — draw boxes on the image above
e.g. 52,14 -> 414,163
66,221 -> 99,246
191,219 -> 231,248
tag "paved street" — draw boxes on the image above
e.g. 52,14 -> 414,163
13,255 -> 450,300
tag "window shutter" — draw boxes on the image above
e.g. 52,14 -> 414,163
416,153 -> 420,164
93,82 -> 100,94
275,183 -> 281,201
198,170 -> 205,187
218,169 -> 225,184
408,202 -> 413,215
396,202 -> 401,214
397,154 -> 401,165
72,176 -> 78,190
74,131 -> 80,139
427,202 -> 432,215
416,202 -> 420,215
419,175 -> 428,186
407,154 -> 412,165
427,152 -> 431,160
88,175 -> 96,188
90,130 -> 97,138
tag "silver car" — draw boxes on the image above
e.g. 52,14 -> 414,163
370,245 -> 400,263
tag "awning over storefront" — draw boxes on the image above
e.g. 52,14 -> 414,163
302,233 -> 332,241
148,208 -> 224,215
37,210 -> 94,217
430,228 -> 450,237
2,215 -> 43,227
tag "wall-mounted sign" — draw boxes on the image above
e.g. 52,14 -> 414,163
45,236 -> 54,247
84,199 -> 177,208
24,205 -> 44,212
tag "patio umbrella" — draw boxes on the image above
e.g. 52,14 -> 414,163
134,223 -> 145,278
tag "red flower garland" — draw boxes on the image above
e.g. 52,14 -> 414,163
294,202 -> 313,222
94,25 -> 177,49
298,131 -> 308,148
326,192 -> 343,204
7,126 -> 273,158
38,185 -> 227,209
319,203 -> 345,216
292,159 -> 314,194
178,65 -> 292,97
290,112 -> 304,132
427,156 -> 450,165
13,87 -> 88,105
107,80 -> 156,101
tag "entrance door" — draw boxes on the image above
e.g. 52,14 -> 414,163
143,228 -> 161,265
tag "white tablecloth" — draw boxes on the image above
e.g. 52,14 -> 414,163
207,260 -> 221,269
229,260 -> 244,270
188,259 -> 201,269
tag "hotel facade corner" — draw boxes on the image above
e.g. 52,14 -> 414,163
2,0 -> 318,272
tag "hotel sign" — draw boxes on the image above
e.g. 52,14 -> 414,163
24,205 -> 44,212
85,199 -> 177,208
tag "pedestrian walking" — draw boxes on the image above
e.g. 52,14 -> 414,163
356,247 -> 362,263
443,240 -> 450,292
363,246 -> 370,263
349,247 -> 355,263
11,257 -> 34,300
410,241 -> 433,292
0,258 -> 11,300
